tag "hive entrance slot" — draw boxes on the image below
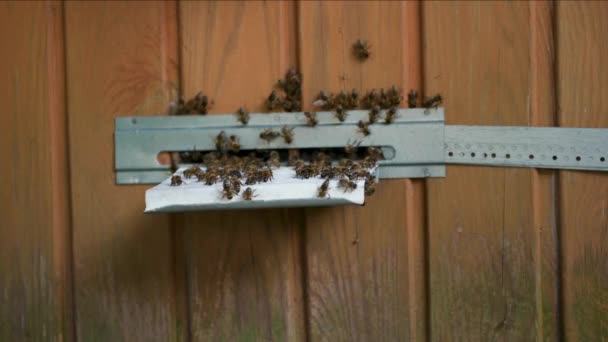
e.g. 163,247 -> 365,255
156,146 -> 390,167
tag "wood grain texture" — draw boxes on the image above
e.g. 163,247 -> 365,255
557,2 -> 608,340
65,2 -> 179,341
178,2 -> 306,341
299,1 -> 426,340
423,2 -> 557,340
530,2 -> 560,341
0,2 -> 71,341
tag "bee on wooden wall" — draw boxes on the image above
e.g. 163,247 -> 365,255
353,39 -> 371,61
304,111 -> 318,127
317,179 -> 331,198
357,120 -> 371,136
170,175 -> 183,186
266,90 -> 280,110
281,126 -> 294,144
387,85 -> 402,107
423,94 -> 443,112
338,178 -> 357,192
348,89 -> 359,108
242,187 -> 257,201
260,128 -> 281,143
384,107 -> 398,124
408,89 -> 418,108
236,107 -> 249,125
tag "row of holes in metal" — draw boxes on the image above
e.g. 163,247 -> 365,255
447,151 -> 606,162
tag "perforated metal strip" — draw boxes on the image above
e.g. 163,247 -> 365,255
444,125 -> 608,171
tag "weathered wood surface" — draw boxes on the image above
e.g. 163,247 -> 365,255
557,2 -> 608,340
178,2 -> 306,341
65,2 -> 179,340
423,1 -> 558,340
299,1 -> 426,340
0,2 -> 72,341
3,1 -> 608,341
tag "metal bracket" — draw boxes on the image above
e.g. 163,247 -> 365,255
115,109 -> 446,184
114,109 -> 608,184
445,125 -> 607,171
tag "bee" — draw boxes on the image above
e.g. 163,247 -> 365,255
182,165 -> 202,179
257,167 -> 274,182
230,177 -> 242,194
349,168 -> 371,180
221,181 -> 235,200
408,89 -> 418,108
357,120 -> 371,136
368,105 -> 381,123
245,169 -> 259,185
242,187 -> 257,201
198,169 -> 219,185
338,158 -> 355,168
352,39 -> 371,61
386,85 -> 402,107
317,179 -> 331,198
295,164 -> 316,179
367,146 -> 383,160
291,158 -> 305,169
226,135 -> 240,153
364,175 -> 376,196
281,126 -> 294,144
313,91 -> 335,110
348,89 -> 359,108
184,92 -> 209,115
338,178 -> 357,192
319,165 -> 338,179
344,140 -> 361,155
384,107 -> 398,124
236,107 -> 249,125
268,150 -> 281,168
215,131 -> 227,151
170,175 -> 183,186
423,94 -> 443,111
266,90 -> 280,110
304,111 -> 318,127
260,128 -> 281,143
362,155 -> 379,169
335,105 -> 347,122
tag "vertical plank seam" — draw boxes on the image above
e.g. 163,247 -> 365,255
529,2 -> 563,341
171,1 -> 192,341
51,2 -> 76,341
551,3 -> 565,340
403,2 -> 428,341
289,2 -> 310,341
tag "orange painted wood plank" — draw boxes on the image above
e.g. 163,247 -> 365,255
424,1 -> 557,340
299,1 -> 426,340
0,2 -> 72,340
178,2 -> 306,340
557,2 -> 608,340
65,2 -> 179,340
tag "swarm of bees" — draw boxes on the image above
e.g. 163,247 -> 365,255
169,91 -> 210,115
353,39 -> 371,61
265,68 -> 302,112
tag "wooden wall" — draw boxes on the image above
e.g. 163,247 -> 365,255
0,1 -> 606,341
